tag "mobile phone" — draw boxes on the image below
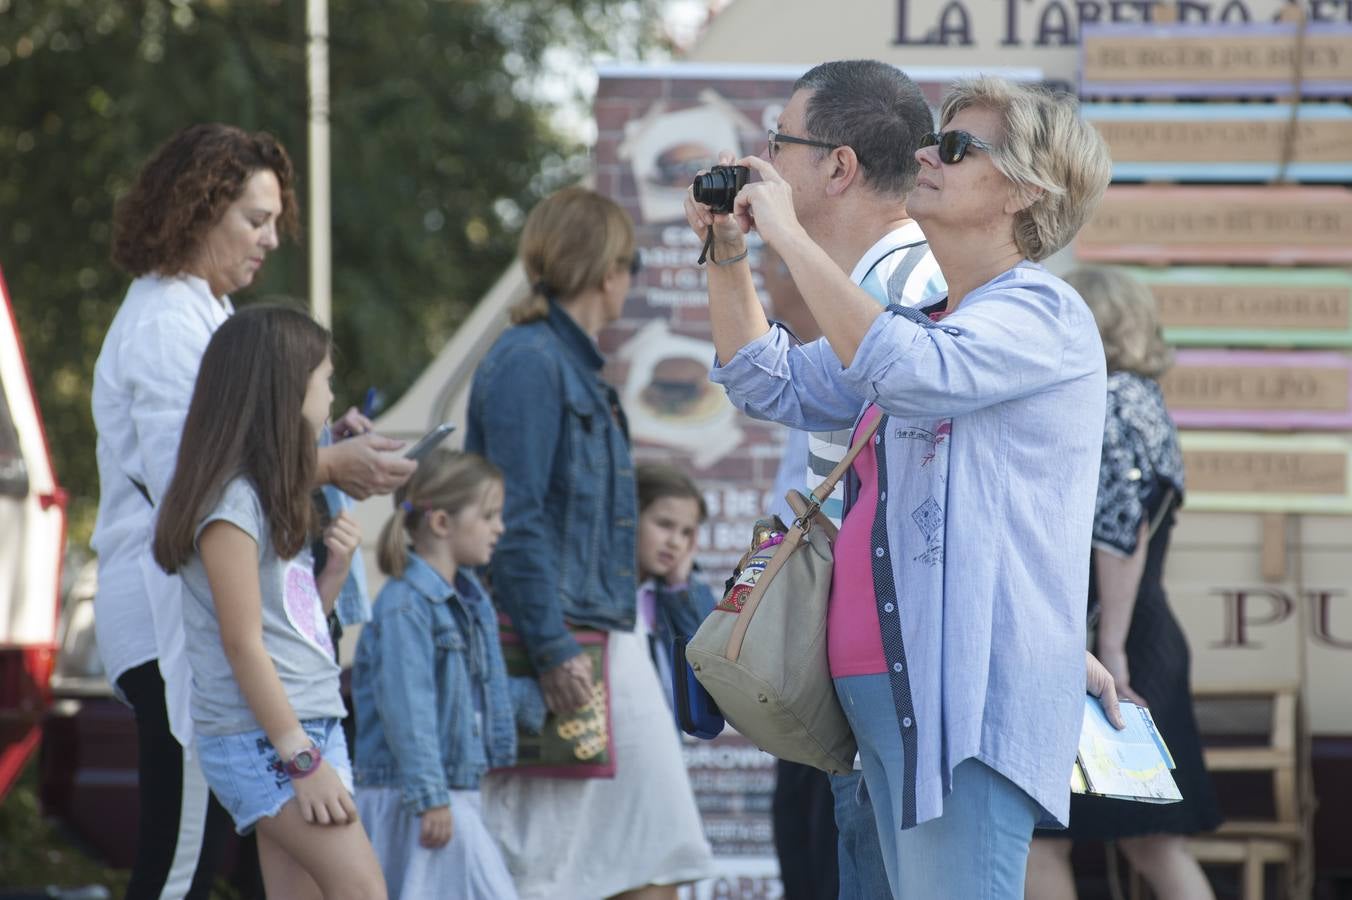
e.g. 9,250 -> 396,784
404,423 -> 456,460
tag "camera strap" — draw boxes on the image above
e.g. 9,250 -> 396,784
697,228 -> 716,265
696,227 -> 749,267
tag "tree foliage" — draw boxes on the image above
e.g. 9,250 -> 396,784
0,0 -> 657,539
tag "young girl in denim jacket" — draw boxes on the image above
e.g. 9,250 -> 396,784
353,448 -> 543,900
152,306 -> 385,900
634,464 -> 717,714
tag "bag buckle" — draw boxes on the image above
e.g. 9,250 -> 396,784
791,491 -> 822,532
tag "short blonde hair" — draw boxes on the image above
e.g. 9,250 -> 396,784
939,77 -> 1112,262
510,186 -> 636,324
1066,266 -> 1174,378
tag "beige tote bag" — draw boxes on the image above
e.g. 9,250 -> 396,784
685,415 -> 883,774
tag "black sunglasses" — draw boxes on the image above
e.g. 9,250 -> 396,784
921,130 -> 998,164
767,129 -> 841,160
627,254 -> 642,277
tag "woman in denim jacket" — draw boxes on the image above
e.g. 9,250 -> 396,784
353,449 -> 544,900
468,188 -> 714,900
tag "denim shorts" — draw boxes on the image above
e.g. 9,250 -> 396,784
196,717 -> 354,835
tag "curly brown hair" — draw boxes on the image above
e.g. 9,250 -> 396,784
111,123 -> 300,277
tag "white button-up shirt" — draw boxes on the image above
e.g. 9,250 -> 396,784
91,273 -> 233,743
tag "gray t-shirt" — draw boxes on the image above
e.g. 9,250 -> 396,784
180,477 -> 345,736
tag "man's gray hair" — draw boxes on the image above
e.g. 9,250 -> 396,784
793,60 -> 934,197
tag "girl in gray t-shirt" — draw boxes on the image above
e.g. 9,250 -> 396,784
152,306 -> 385,898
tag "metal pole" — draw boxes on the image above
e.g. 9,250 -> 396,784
306,0 -> 332,327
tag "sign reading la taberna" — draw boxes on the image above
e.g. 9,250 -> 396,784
893,0 -> 1346,48
685,0 -> 1341,85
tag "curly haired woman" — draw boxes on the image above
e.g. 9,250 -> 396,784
92,123 -> 413,898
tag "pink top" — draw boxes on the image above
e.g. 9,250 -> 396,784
826,309 -> 951,678
827,404 -> 888,677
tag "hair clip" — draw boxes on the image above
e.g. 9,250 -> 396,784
399,500 -> 417,513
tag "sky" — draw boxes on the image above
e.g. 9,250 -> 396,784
532,0 -> 722,143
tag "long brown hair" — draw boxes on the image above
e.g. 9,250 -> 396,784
113,123 -> 299,277
154,305 -> 331,572
377,448 -> 502,578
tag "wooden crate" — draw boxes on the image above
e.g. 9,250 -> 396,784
1121,267 -> 1352,349
1081,22 -> 1352,98
1083,103 -> 1352,182
1077,186 -> 1352,265
1178,432 -> 1352,514
1162,350 -> 1352,430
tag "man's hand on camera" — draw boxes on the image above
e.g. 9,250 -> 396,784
730,156 -> 806,251
684,150 -> 748,257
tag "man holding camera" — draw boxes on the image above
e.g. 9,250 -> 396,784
686,59 -> 944,900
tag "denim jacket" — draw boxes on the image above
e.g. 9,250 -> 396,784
352,556 -> 546,812
642,575 -> 717,719
465,301 -> 638,672
649,575 -> 716,652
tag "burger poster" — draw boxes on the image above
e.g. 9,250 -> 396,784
596,66 -> 800,899
595,66 -> 801,579
619,92 -> 751,224
594,64 -> 958,578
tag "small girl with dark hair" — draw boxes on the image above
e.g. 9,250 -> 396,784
352,448 -> 540,900
634,463 -> 716,713
153,305 -> 386,899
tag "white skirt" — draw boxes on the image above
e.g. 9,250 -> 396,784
358,786 -> 518,900
482,627 -> 715,900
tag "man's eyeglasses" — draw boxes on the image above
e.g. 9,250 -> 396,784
921,130 -> 999,165
767,129 -> 841,160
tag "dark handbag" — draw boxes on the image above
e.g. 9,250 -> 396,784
495,618 -> 616,778
672,635 -> 724,739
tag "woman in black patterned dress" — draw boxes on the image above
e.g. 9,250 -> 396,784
1026,266 -> 1221,900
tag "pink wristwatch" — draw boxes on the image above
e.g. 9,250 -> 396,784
283,743 -> 323,779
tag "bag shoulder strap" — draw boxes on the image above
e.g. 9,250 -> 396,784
725,412 -> 884,661
799,412 -> 883,521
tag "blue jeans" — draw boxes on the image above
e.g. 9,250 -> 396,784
829,769 -> 891,900
835,674 -> 1041,899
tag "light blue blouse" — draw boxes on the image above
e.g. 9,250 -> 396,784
711,262 -> 1106,828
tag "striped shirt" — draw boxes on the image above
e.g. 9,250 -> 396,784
805,223 -> 945,524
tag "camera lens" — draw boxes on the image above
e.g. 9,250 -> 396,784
692,165 -> 749,215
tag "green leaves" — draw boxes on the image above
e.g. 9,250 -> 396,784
0,0 -> 656,541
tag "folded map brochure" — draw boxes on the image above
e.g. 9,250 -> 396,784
1071,697 -> 1183,803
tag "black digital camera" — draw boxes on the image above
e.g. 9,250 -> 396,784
692,164 -> 749,215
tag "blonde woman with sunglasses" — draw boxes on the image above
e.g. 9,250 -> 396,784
687,75 -> 1114,899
